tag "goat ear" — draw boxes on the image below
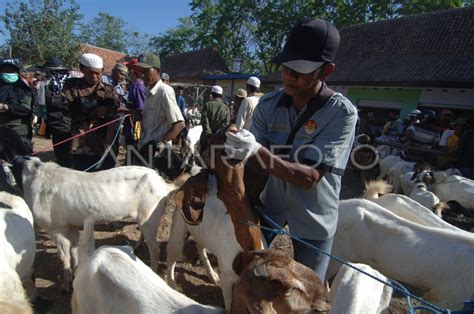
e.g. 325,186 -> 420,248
232,251 -> 246,276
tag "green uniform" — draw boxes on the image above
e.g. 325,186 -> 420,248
0,80 -> 34,139
201,98 -> 230,139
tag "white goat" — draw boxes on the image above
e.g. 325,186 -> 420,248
16,157 -> 177,290
329,198 -> 474,309
433,174 -> 474,210
74,220 -> 328,314
183,125 -> 203,166
409,182 -> 445,217
166,174 -> 263,311
0,250 -> 33,314
363,180 -> 460,232
387,160 -> 416,193
0,191 -> 36,301
377,155 -> 401,180
329,263 -> 392,314
72,245 -> 222,314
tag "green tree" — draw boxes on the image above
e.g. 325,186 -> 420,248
1,0 -> 83,67
149,17 -> 198,59
79,12 -> 128,52
127,30 -> 152,56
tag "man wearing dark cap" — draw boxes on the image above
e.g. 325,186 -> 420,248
40,57 -> 72,166
224,18 -> 357,281
134,53 -> 185,167
0,57 -> 34,149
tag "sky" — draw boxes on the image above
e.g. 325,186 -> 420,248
0,0 -> 193,45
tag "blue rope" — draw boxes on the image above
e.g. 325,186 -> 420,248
240,213 -> 453,314
84,117 -> 125,172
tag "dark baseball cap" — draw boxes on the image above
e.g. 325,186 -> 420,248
135,53 -> 161,69
0,57 -> 21,71
273,18 -> 340,74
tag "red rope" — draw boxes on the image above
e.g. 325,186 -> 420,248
32,113 -> 131,156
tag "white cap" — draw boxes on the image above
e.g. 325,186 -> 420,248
282,60 -> 324,74
211,85 -> 223,95
247,76 -> 261,88
410,109 -> 421,116
80,53 -> 103,69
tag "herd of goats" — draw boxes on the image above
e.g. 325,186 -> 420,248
0,123 -> 473,313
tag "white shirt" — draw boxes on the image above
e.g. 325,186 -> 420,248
139,79 -> 184,148
439,129 -> 455,147
235,94 -> 262,130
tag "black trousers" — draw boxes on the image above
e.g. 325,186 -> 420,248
51,131 -> 72,168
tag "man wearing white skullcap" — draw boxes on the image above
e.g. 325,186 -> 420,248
59,52 -> 120,171
80,53 -> 104,69
199,85 -> 229,151
235,76 -> 264,130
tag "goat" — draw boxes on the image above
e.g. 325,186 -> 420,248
377,155 -> 401,180
166,124 -> 264,310
0,189 -> 36,301
328,198 -> 474,309
329,263 -> 392,314
72,245 -> 222,314
231,249 -> 330,313
73,226 -> 329,314
363,180 -> 460,232
399,162 -> 433,195
433,173 -> 474,211
11,156 -> 179,291
182,125 -> 203,166
409,181 -> 446,217
0,251 -> 33,314
386,160 -> 417,193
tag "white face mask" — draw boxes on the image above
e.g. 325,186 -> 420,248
0,73 -> 19,83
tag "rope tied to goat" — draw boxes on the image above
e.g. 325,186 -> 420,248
32,113 -> 131,156
239,214 -> 474,314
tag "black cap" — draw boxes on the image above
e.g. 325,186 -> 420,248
0,57 -> 21,71
43,57 -> 66,70
272,18 -> 340,69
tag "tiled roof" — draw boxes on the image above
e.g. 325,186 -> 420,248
82,44 -> 126,74
330,6 -> 474,88
261,7 -> 474,88
161,47 -> 229,79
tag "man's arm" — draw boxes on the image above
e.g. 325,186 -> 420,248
161,121 -> 185,142
254,146 -> 326,189
201,104 -> 212,137
235,98 -> 248,130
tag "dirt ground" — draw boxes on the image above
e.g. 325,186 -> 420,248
30,135 -> 411,313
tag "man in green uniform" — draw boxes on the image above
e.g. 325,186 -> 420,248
200,85 -> 229,151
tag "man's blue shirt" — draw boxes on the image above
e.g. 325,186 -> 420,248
251,88 -> 357,240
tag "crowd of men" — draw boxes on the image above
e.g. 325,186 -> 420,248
363,108 -> 474,176
0,52 -> 266,172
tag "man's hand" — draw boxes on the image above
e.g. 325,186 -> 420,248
224,129 -> 261,161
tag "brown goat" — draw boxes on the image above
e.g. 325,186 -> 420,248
231,248 -> 330,313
